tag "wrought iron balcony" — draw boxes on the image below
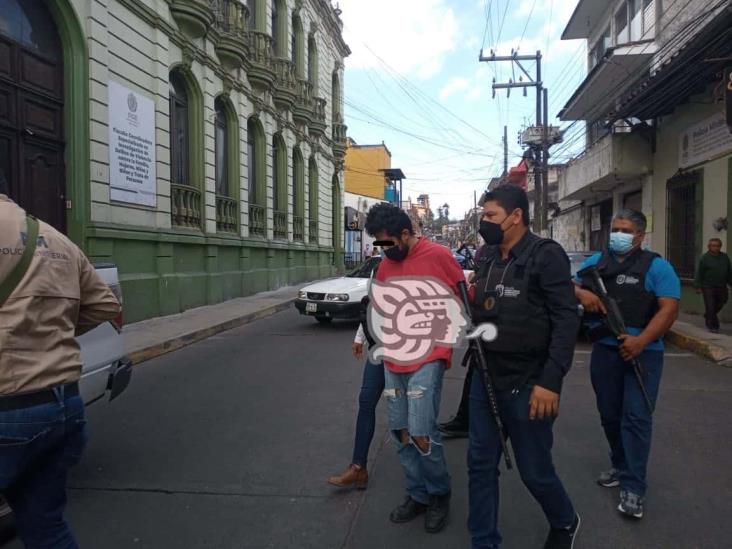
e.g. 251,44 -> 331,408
171,184 -> 203,229
293,215 -> 305,242
309,97 -> 327,137
272,58 -> 298,111
169,0 -> 214,39
211,0 -> 249,70
215,195 -> 238,233
309,219 -> 318,244
249,203 -> 266,237
273,210 -> 288,239
247,31 -> 275,91
293,79 -> 314,126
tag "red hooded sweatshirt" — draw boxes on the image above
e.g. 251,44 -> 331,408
375,238 -> 466,374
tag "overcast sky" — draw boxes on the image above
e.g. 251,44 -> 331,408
337,0 -> 587,219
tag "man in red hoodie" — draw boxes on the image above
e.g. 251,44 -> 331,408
365,203 -> 465,534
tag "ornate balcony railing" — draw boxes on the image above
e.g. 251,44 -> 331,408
216,195 -> 238,233
247,31 -> 275,90
293,79 -> 314,125
310,97 -> 327,136
272,58 -> 298,110
309,219 -> 318,244
211,0 -> 249,69
332,119 -> 348,160
293,215 -> 305,242
273,210 -> 288,239
170,0 -> 214,40
171,184 -> 203,229
249,203 -> 266,237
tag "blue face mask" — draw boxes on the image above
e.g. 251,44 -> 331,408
609,232 -> 635,254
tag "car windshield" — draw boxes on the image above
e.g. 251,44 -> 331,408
347,257 -> 381,278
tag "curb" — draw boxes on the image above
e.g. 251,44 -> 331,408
127,299 -> 296,366
666,327 -> 732,366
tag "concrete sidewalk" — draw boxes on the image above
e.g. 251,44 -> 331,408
122,285 -> 301,365
667,312 -> 732,365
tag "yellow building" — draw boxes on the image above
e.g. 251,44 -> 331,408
344,140 -> 391,199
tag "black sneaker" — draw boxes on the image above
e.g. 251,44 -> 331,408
618,489 -> 644,519
424,492 -> 450,533
543,513 -> 580,549
389,496 -> 428,524
438,417 -> 468,438
596,468 -> 620,488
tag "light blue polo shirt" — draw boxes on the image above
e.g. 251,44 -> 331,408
578,252 -> 681,351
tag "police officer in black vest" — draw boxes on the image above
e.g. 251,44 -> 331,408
575,210 -> 679,520
468,186 -> 580,549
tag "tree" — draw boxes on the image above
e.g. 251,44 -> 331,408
442,203 -> 450,220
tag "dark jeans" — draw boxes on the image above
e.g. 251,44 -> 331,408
0,386 -> 87,549
452,364 -> 474,425
702,286 -> 728,330
351,360 -> 385,467
468,371 -> 575,549
590,344 -> 663,497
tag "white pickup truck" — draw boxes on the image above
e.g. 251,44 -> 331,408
0,263 -> 132,544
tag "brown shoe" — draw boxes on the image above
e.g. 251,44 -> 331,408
327,464 -> 368,489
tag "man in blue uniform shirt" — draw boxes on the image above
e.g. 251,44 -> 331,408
575,210 -> 679,520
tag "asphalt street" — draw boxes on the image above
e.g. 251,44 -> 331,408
11,308 -> 731,549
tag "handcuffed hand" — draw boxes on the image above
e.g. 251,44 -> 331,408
529,385 -> 560,420
576,288 -> 607,314
618,334 -> 646,361
352,342 -> 364,360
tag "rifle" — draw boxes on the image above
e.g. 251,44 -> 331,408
578,265 -> 654,413
457,280 -> 513,470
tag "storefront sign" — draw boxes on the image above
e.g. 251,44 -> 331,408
108,80 -> 157,207
679,112 -> 732,169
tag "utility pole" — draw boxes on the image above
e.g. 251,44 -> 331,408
542,88 -> 549,236
503,125 -> 508,178
473,189 -> 478,243
480,49 -> 543,233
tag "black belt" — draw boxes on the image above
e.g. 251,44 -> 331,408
0,382 -> 79,412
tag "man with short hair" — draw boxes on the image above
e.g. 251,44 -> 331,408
0,183 -> 121,548
468,186 -> 580,549
576,209 -> 680,520
693,238 -> 732,333
364,203 -> 465,534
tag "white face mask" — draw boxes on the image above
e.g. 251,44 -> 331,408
609,232 -> 635,254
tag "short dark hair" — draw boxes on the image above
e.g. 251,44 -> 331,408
365,203 -> 413,238
482,186 -> 530,226
614,209 -> 647,233
709,238 -> 723,245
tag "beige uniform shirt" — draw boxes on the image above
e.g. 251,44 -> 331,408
0,195 -> 121,395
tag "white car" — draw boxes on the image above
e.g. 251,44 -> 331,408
294,256 -> 473,323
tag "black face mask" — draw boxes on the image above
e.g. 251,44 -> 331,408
479,219 -> 506,246
384,243 -> 409,261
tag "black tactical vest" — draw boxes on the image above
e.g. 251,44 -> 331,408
471,236 -> 553,354
587,250 -> 659,328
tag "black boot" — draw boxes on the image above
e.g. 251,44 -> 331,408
389,496 -> 427,523
438,417 -> 468,438
424,492 -> 450,533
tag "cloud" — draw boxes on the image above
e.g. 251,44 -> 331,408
338,0 -> 459,80
439,77 -> 471,99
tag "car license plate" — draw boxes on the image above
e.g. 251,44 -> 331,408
306,302 -> 317,313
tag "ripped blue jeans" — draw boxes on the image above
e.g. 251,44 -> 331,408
383,360 -> 451,504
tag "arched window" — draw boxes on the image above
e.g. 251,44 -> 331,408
292,147 -> 305,241
308,34 -> 319,94
247,117 -> 266,237
308,157 -> 319,244
214,96 -> 239,233
272,0 -> 288,57
0,0 -> 61,59
273,134 -> 287,239
331,71 -> 341,124
292,13 -> 304,78
170,72 -> 189,187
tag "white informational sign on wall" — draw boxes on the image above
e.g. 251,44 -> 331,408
108,80 -> 157,207
679,112 -> 732,169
